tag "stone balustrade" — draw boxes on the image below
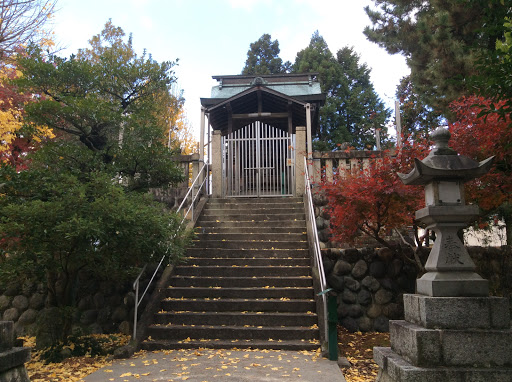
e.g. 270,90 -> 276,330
310,149 -> 388,184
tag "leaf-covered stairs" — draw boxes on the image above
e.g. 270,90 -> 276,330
141,197 -> 320,350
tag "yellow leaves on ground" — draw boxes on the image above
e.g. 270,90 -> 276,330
338,327 -> 390,382
24,334 -> 130,382
25,331 -> 386,381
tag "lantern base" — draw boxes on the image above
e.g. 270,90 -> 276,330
416,271 -> 489,297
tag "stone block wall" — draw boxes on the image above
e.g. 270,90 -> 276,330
322,246 -> 418,332
322,245 -> 512,333
0,264 -> 164,339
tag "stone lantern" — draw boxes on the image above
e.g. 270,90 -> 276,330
374,127 -> 512,382
398,127 -> 494,297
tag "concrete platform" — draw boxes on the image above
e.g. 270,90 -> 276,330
82,348 -> 346,382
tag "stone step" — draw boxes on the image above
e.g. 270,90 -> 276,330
196,220 -> 306,229
146,324 -> 319,341
153,311 -> 318,327
374,347 -> 512,382
196,226 -> 306,234
207,197 -> 303,205
154,312 -> 318,327
190,240 -> 307,250
185,248 -> 309,259
169,276 -> 313,288
165,287 -> 315,300
198,212 -> 305,222
142,196 -> 318,353
160,298 -> 316,313
203,208 -> 304,217
389,320 -> 512,368
194,232 -> 307,242
205,202 -> 304,211
182,257 -> 309,267
140,339 -> 320,351
174,266 -> 311,277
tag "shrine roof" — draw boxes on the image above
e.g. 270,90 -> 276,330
206,73 -> 323,100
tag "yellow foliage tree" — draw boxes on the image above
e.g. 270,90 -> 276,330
168,99 -> 197,155
0,65 -> 54,165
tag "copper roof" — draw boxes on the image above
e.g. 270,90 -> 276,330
201,73 -> 325,134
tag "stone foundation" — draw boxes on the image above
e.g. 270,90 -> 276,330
374,294 -> 512,381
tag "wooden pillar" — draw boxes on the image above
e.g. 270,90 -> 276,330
199,107 -> 205,162
212,130 -> 222,198
306,103 -> 313,177
306,103 -> 312,159
295,126 -> 306,197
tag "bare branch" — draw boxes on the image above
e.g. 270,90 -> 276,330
394,228 -> 425,273
0,0 -> 57,58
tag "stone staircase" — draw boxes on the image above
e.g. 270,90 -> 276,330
141,197 -> 320,350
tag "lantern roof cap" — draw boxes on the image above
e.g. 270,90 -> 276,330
398,127 -> 494,185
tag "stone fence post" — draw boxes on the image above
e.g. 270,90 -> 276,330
0,321 -> 30,382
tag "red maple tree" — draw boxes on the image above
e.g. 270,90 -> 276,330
449,96 -> 512,244
322,141 -> 427,249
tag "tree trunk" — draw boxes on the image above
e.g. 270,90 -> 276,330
505,213 -> 512,246
499,203 -> 512,246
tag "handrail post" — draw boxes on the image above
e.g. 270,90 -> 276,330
304,156 -> 330,350
133,279 -> 139,340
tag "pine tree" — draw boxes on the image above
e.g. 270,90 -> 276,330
364,0 -> 509,117
396,75 -> 444,141
242,34 -> 291,75
294,32 -> 390,150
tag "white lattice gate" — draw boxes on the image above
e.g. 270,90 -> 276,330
222,121 -> 295,197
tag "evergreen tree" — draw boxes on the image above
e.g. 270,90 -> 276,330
242,33 -> 291,75
396,75 -> 444,141
364,0 -> 509,117
0,22 -> 192,344
294,32 -> 390,150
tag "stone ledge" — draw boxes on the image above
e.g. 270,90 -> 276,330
389,321 -> 441,367
0,365 -> 30,382
374,347 -> 512,382
389,320 -> 512,368
404,294 -> 510,329
0,347 -> 31,373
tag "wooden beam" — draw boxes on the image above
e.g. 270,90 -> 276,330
231,112 -> 288,119
287,100 -> 293,135
226,102 -> 233,135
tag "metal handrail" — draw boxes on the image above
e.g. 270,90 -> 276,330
177,162 -> 209,222
132,162 -> 209,340
304,157 -> 329,343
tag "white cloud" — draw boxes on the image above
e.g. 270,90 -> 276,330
227,0 -> 273,11
140,15 -> 153,30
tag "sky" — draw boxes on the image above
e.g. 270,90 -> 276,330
51,0 -> 409,137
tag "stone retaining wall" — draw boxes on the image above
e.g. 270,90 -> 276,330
0,264 -> 163,339
322,246 -> 418,332
322,245 -> 512,332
